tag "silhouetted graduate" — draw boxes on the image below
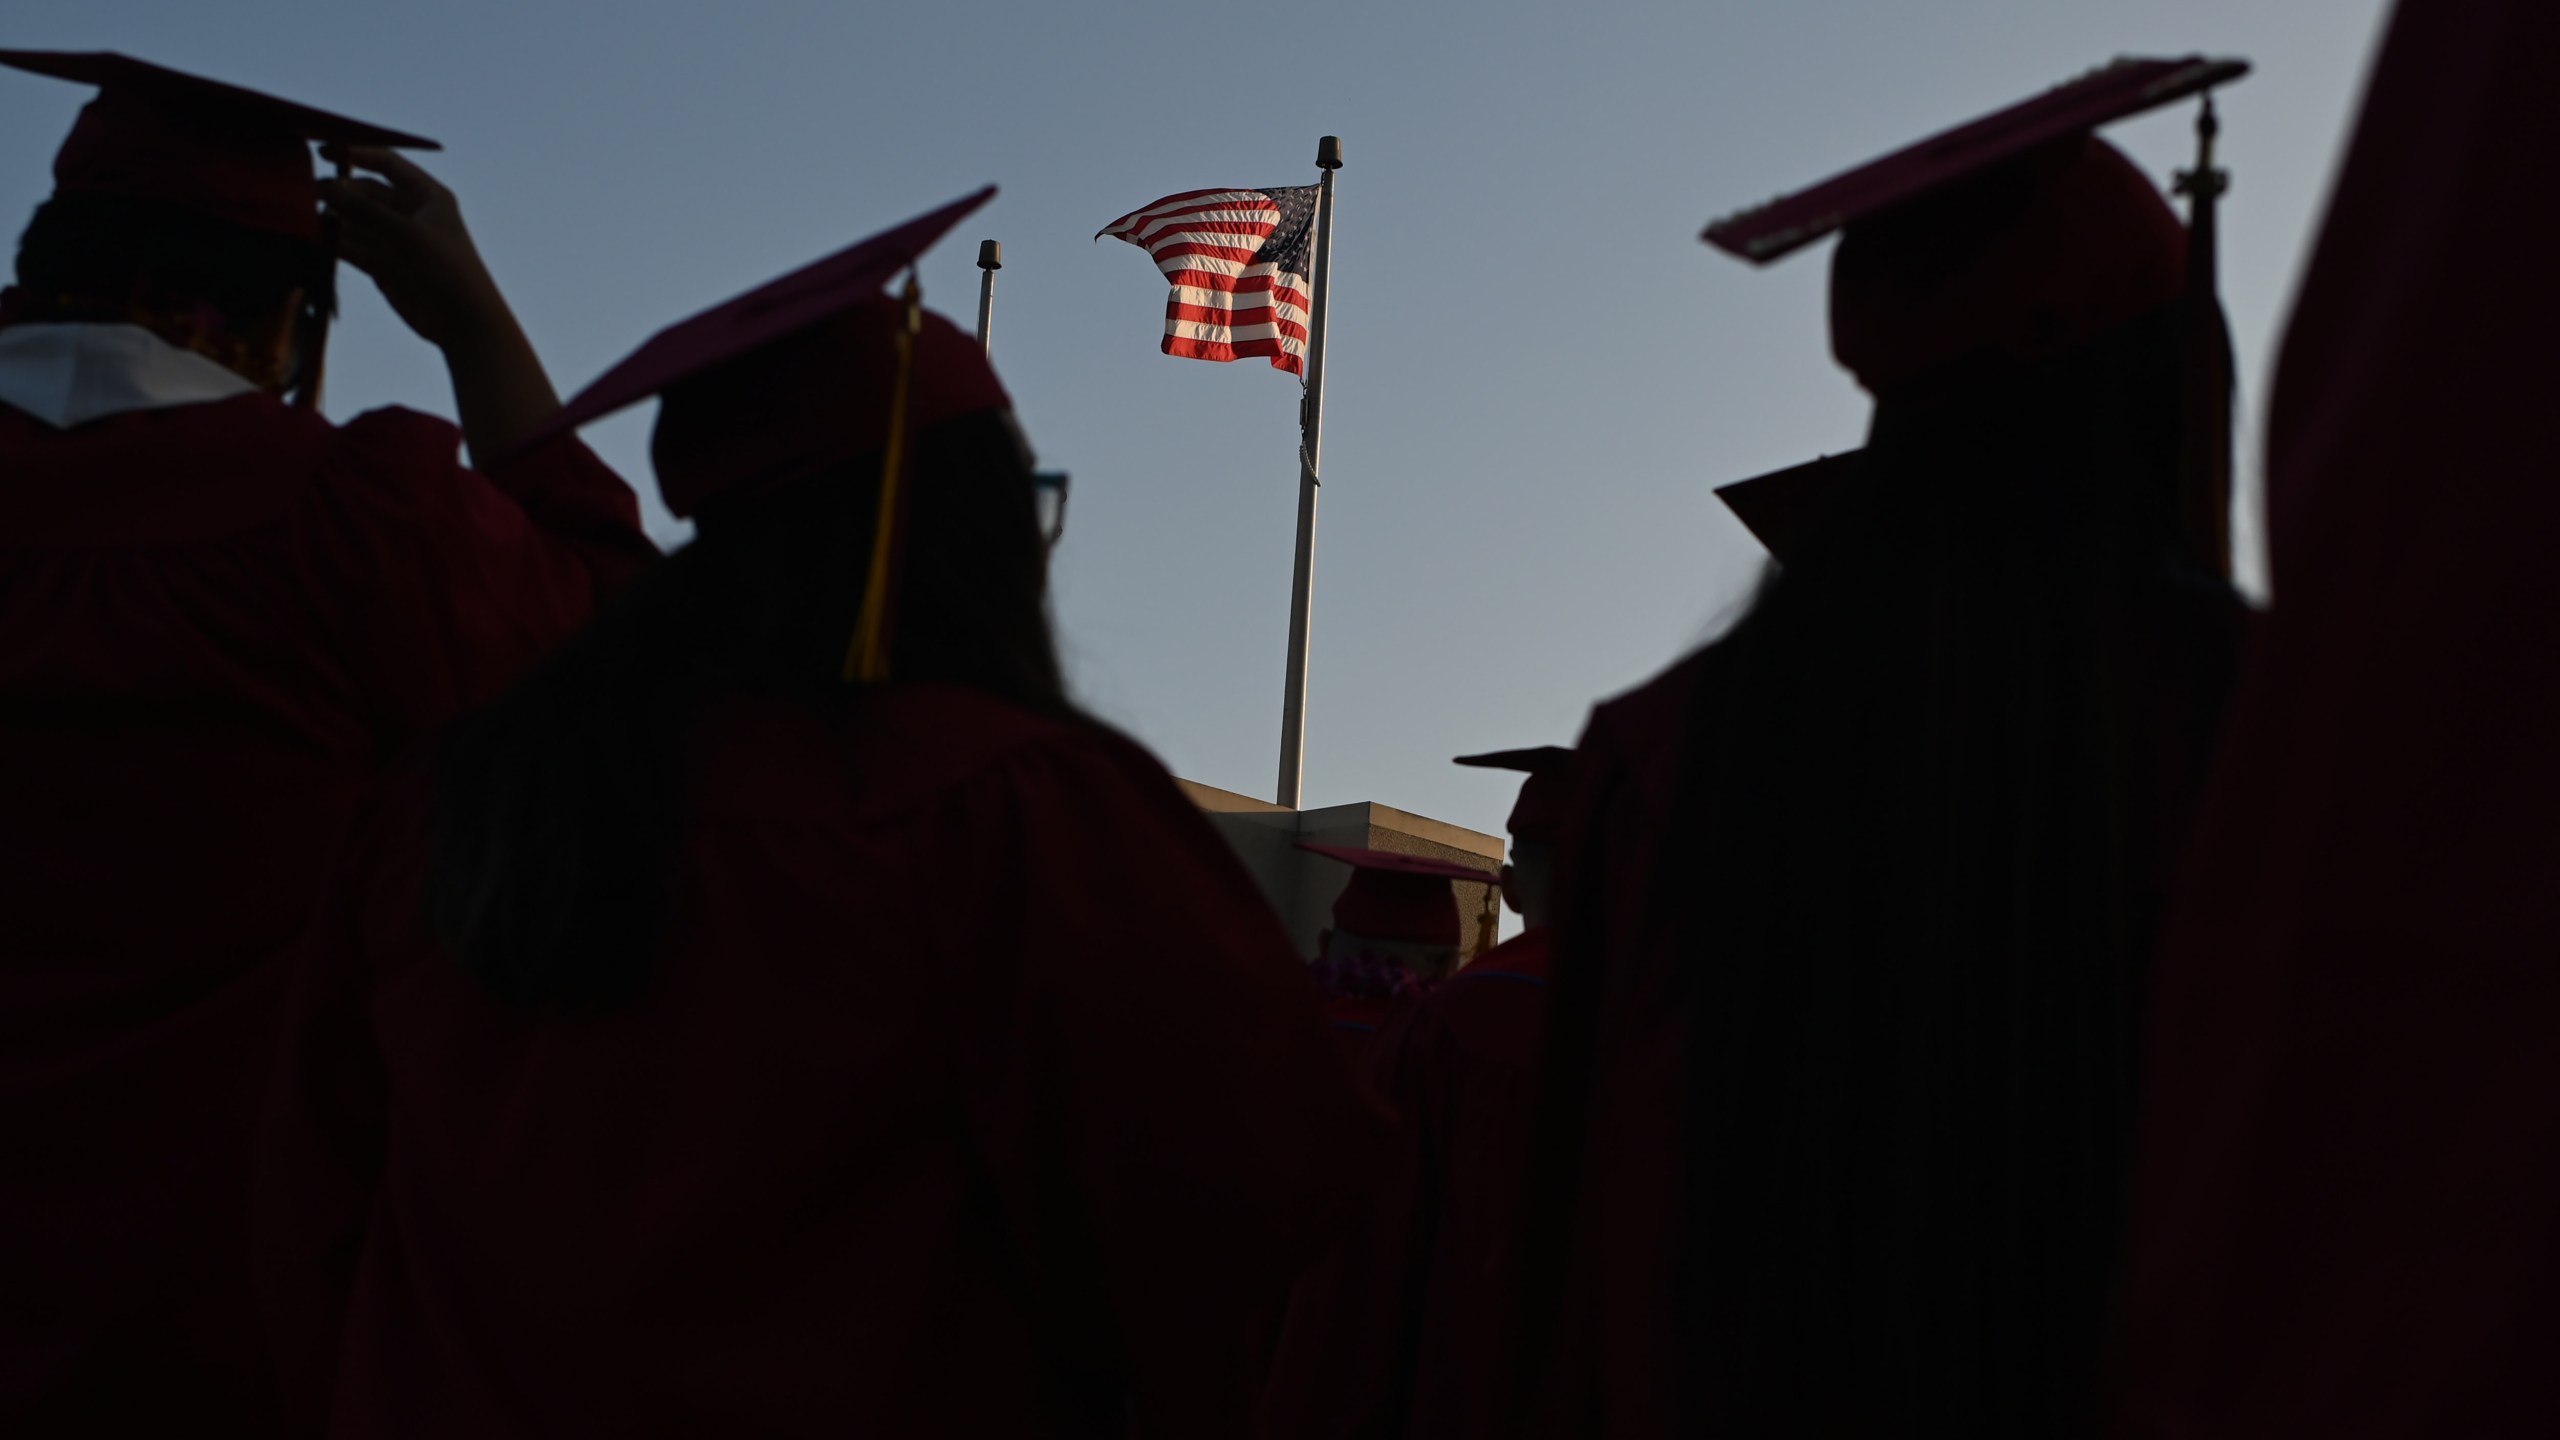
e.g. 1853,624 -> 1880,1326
1265,747 -> 1582,1439
2121,3 -> 2560,1431
1523,58 -> 2253,1437
1300,842 -> 1497,1067
255,193 -> 1384,1438
0,52 -> 645,1436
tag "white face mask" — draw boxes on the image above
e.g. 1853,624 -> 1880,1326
0,321 -> 259,429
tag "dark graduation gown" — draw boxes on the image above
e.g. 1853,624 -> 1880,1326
1262,927 -> 1554,1439
1529,652 -> 1713,1438
2120,2 -> 2560,1432
0,392 -> 646,1437
1535,587 -> 2236,1434
258,683 -> 1387,1439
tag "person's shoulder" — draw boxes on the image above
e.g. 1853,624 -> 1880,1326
1447,928 -> 1555,987
1395,935 -> 1551,1075
0,392 -> 340,543
1575,645 -> 1729,805
1587,646 -> 1722,749
327,405 -> 467,478
1431,931 -> 1554,1020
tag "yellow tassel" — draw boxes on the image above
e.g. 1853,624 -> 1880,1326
844,273 -> 924,683
295,158 -> 354,412
1476,884 -> 1502,960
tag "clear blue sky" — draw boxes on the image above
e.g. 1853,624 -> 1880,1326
2,0 -> 2392,843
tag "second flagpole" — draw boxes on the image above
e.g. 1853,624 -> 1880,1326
1276,134 -> 1341,809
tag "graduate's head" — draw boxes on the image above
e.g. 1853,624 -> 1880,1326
1827,134 -> 2187,406
0,50 -> 437,395
1704,57 -> 2236,394
10,193 -> 329,390
647,294 -> 1018,524
1304,845 -> 1495,985
1454,746 -> 1579,932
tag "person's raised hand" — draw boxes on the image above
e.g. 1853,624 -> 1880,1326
320,144 -> 508,350
319,143 -> 561,462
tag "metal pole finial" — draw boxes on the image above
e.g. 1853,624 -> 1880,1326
974,240 -> 1000,354
1316,134 -> 1343,170
2175,93 -> 2228,204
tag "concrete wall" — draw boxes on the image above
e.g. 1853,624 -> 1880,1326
1180,779 -> 1507,965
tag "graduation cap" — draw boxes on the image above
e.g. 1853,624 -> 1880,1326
1452,746 -> 1579,846
0,49 -> 439,242
1703,55 -> 2247,573
1301,843 -> 1498,950
518,187 -> 1005,680
1704,57 -> 2246,265
1713,452 -> 1864,564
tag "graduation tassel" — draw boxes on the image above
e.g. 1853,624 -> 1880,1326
292,155 -> 352,412
844,271 -> 925,683
1476,883 -> 1502,962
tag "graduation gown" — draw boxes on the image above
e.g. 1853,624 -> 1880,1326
0,391 -> 646,1437
1529,651 -> 1714,1438
2120,3 -> 2560,1431
1536,581 -> 2238,1435
1323,993 -> 1397,1076
258,683 -> 1386,1439
1262,927 -> 1554,1439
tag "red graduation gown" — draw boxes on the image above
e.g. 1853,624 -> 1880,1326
0,392 -> 645,1437
1262,927 -> 1554,1439
2120,3 -> 2560,1432
1324,992 -> 1397,1078
258,683 -> 1386,1439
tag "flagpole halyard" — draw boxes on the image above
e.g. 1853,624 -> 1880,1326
1275,135 -> 1340,809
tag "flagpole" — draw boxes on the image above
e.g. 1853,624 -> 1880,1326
1276,135 -> 1340,809
975,240 -> 1002,354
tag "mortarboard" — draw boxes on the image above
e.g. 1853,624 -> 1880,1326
1704,56 -> 2245,265
1704,56 -> 2245,401
1713,452 -> 1864,564
515,187 -> 1004,680
1301,843 -> 1498,950
520,186 -> 998,463
0,49 -> 439,242
1452,746 -> 1580,846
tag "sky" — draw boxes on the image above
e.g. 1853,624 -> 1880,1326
1,0 -> 2396,845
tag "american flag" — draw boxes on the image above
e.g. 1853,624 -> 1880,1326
1098,186 -> 1318,376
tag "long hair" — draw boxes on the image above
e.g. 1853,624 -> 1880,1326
1573,302 -> 2240,1436
426,408 -> 1078,1014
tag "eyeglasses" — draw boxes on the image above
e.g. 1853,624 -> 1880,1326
1033,471 -> 1070,550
